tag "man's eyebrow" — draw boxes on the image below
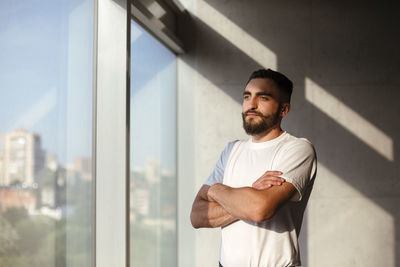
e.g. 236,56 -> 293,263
243,90 -> 274,97
255,92 -> 273,97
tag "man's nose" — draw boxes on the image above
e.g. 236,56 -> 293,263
248,97 -> 257,109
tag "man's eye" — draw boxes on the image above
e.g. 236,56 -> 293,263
260,96 -> 269,100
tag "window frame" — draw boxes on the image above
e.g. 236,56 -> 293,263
94,0 -> 183,266
94,0 -> 129,266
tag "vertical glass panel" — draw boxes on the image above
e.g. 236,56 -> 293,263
130,20 -> 177,267
0,1 -> 94,266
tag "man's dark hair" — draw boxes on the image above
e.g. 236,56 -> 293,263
246,68 -> 293,103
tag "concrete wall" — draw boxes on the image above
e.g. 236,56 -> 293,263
177,1 -> 400,266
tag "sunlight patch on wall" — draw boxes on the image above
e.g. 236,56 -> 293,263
305,78 -> 393,161
196,0 -> 277,70
308,163 -> 395,267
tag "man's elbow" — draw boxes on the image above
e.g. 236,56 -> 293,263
249,206 -> 275,223
190,211 -> 201,229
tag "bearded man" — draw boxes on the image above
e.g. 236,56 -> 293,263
190,69 -> 317,267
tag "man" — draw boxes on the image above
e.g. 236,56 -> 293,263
190,69 -> 317,267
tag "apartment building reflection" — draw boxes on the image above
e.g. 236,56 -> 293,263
0,129 -> 91,219
0,129 -> 43,214
131,158 -> 176,229
0,129 -> 93,266
1,129 -> 44,187
130,157 -> 176,266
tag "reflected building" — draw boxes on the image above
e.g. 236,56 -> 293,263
131,158 -> 175,225
46,153 -> 58,171
0,187 -> 37,213
0,152 -> 3,182
131,165 -> 151,221
74,156 -> 92,181
64,156 -> 92,186
1,129 -> 45,187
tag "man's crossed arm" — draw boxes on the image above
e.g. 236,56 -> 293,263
190,171 -> 297,228
190,185 -> 237,228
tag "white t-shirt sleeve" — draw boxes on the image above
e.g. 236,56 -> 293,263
204,141 -> 238,186
272,139 -> 317,201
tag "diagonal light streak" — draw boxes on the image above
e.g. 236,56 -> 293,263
196,0 -> 277,70
10,89 -> 57,130
308,163 -> 394,266
305,78 -> 393,161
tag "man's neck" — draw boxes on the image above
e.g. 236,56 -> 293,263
251,127 -> 284,143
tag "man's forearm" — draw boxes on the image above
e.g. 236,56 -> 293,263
208,183 -> 276,223
190,198 -> 238,228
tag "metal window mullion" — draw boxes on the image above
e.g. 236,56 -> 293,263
95,0 -> 128,267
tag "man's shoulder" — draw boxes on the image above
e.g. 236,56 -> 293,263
228,139 -> 249,150
280,133 -> 316,155
219,139 -> 249,162
220,139 -> 242,157
224,139 -> 240,150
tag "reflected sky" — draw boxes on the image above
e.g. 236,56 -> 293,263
0,0 -> 64,149
130,20 -> 176,169
0,5 -> 176,168
0,0 -> 93,164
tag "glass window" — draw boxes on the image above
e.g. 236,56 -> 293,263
130,20 -> 177,267
0,1 -> 94,266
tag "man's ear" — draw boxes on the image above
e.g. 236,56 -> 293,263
280,103 -> 290,117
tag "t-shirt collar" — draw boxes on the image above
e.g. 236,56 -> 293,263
247,131 -> 288,149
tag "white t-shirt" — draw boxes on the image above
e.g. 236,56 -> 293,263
205,132 -> 317,267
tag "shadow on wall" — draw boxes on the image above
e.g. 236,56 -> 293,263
178,0 -> 400,266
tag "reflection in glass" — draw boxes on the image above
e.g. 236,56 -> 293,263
130,20 -> 177,267
0,1 -> 94,266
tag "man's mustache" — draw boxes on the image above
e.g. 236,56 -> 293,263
243,110 -> 265,117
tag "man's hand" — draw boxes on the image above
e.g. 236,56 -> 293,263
207,183 -> 226,201
252,171 -> 285,190
207,186 -> 216,202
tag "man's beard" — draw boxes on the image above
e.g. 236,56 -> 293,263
242,108 -> 280,136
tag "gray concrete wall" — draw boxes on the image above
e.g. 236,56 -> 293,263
177,1 -> 400,266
